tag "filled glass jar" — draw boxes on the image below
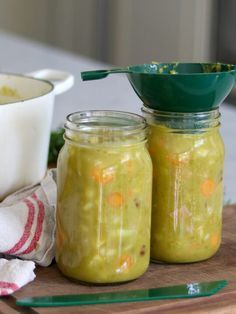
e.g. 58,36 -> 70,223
56,110 -> 152,284
142,107 -> 224,263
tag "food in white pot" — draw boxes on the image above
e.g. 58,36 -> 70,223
0,69 -> 74,200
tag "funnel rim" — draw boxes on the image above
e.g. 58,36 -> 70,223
127,62 -> 236,76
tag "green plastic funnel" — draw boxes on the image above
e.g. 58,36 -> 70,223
81,63 -> 236,112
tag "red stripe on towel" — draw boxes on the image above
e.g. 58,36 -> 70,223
0,281 -> 19,295
3,198 -> 35,254
19,193 -> 45,255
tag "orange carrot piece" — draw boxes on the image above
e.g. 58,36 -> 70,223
201,179 -> 216,197
118,255 -> 133,271
210,233 -> 220,247
92,167 -> 114,185
107,192 -> 124,208
167,154 -> 189,166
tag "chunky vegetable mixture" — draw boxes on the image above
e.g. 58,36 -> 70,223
56,129 -> 152,283
147,122 -> 224,263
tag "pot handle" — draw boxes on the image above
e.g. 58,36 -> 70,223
27,69 -> 74,95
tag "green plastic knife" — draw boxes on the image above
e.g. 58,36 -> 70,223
16,280 -> 227,308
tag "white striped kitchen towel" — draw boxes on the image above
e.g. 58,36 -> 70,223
0,258 -> 35,296
0,169 -> 56,266
0,169 -> 56,295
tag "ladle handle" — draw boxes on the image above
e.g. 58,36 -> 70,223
81,68 -> 129,81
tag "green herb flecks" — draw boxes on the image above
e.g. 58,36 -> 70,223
48,129 -> 64,165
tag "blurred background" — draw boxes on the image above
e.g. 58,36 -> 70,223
0,0 -> 235,202
0,0 -> 235,98
0,0 -> 234,64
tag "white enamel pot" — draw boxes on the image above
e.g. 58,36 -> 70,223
0,69 -> 74,200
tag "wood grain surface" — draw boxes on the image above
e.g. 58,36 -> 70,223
1,205 -> 236,314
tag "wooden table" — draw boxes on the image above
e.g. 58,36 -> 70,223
1,205 -> 236,314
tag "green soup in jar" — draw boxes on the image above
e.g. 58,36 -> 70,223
142,108 -> 224,263
56,111 -> 152,284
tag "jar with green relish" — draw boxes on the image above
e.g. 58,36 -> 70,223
142,107 -> 224,263
56,110 -> 152,284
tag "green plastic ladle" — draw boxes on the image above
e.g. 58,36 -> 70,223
81,63 -> 236,112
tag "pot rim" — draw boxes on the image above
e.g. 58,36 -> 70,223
0,71 -> 54,105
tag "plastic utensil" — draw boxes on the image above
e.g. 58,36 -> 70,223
81,63 -> 236,112
16,280 -> 227,307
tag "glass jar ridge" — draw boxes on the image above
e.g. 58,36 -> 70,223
142,107 -> 221,132
64,110 -> 148,146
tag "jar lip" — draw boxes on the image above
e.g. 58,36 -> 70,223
141,106 -> 220,117
141,107 -> 221,131
66,110 -> 147,132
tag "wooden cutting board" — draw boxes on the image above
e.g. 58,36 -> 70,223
2,205 -> 236,314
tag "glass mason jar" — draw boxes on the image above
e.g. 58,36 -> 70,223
56,110 -> 152,284
142,107 -> 224,263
